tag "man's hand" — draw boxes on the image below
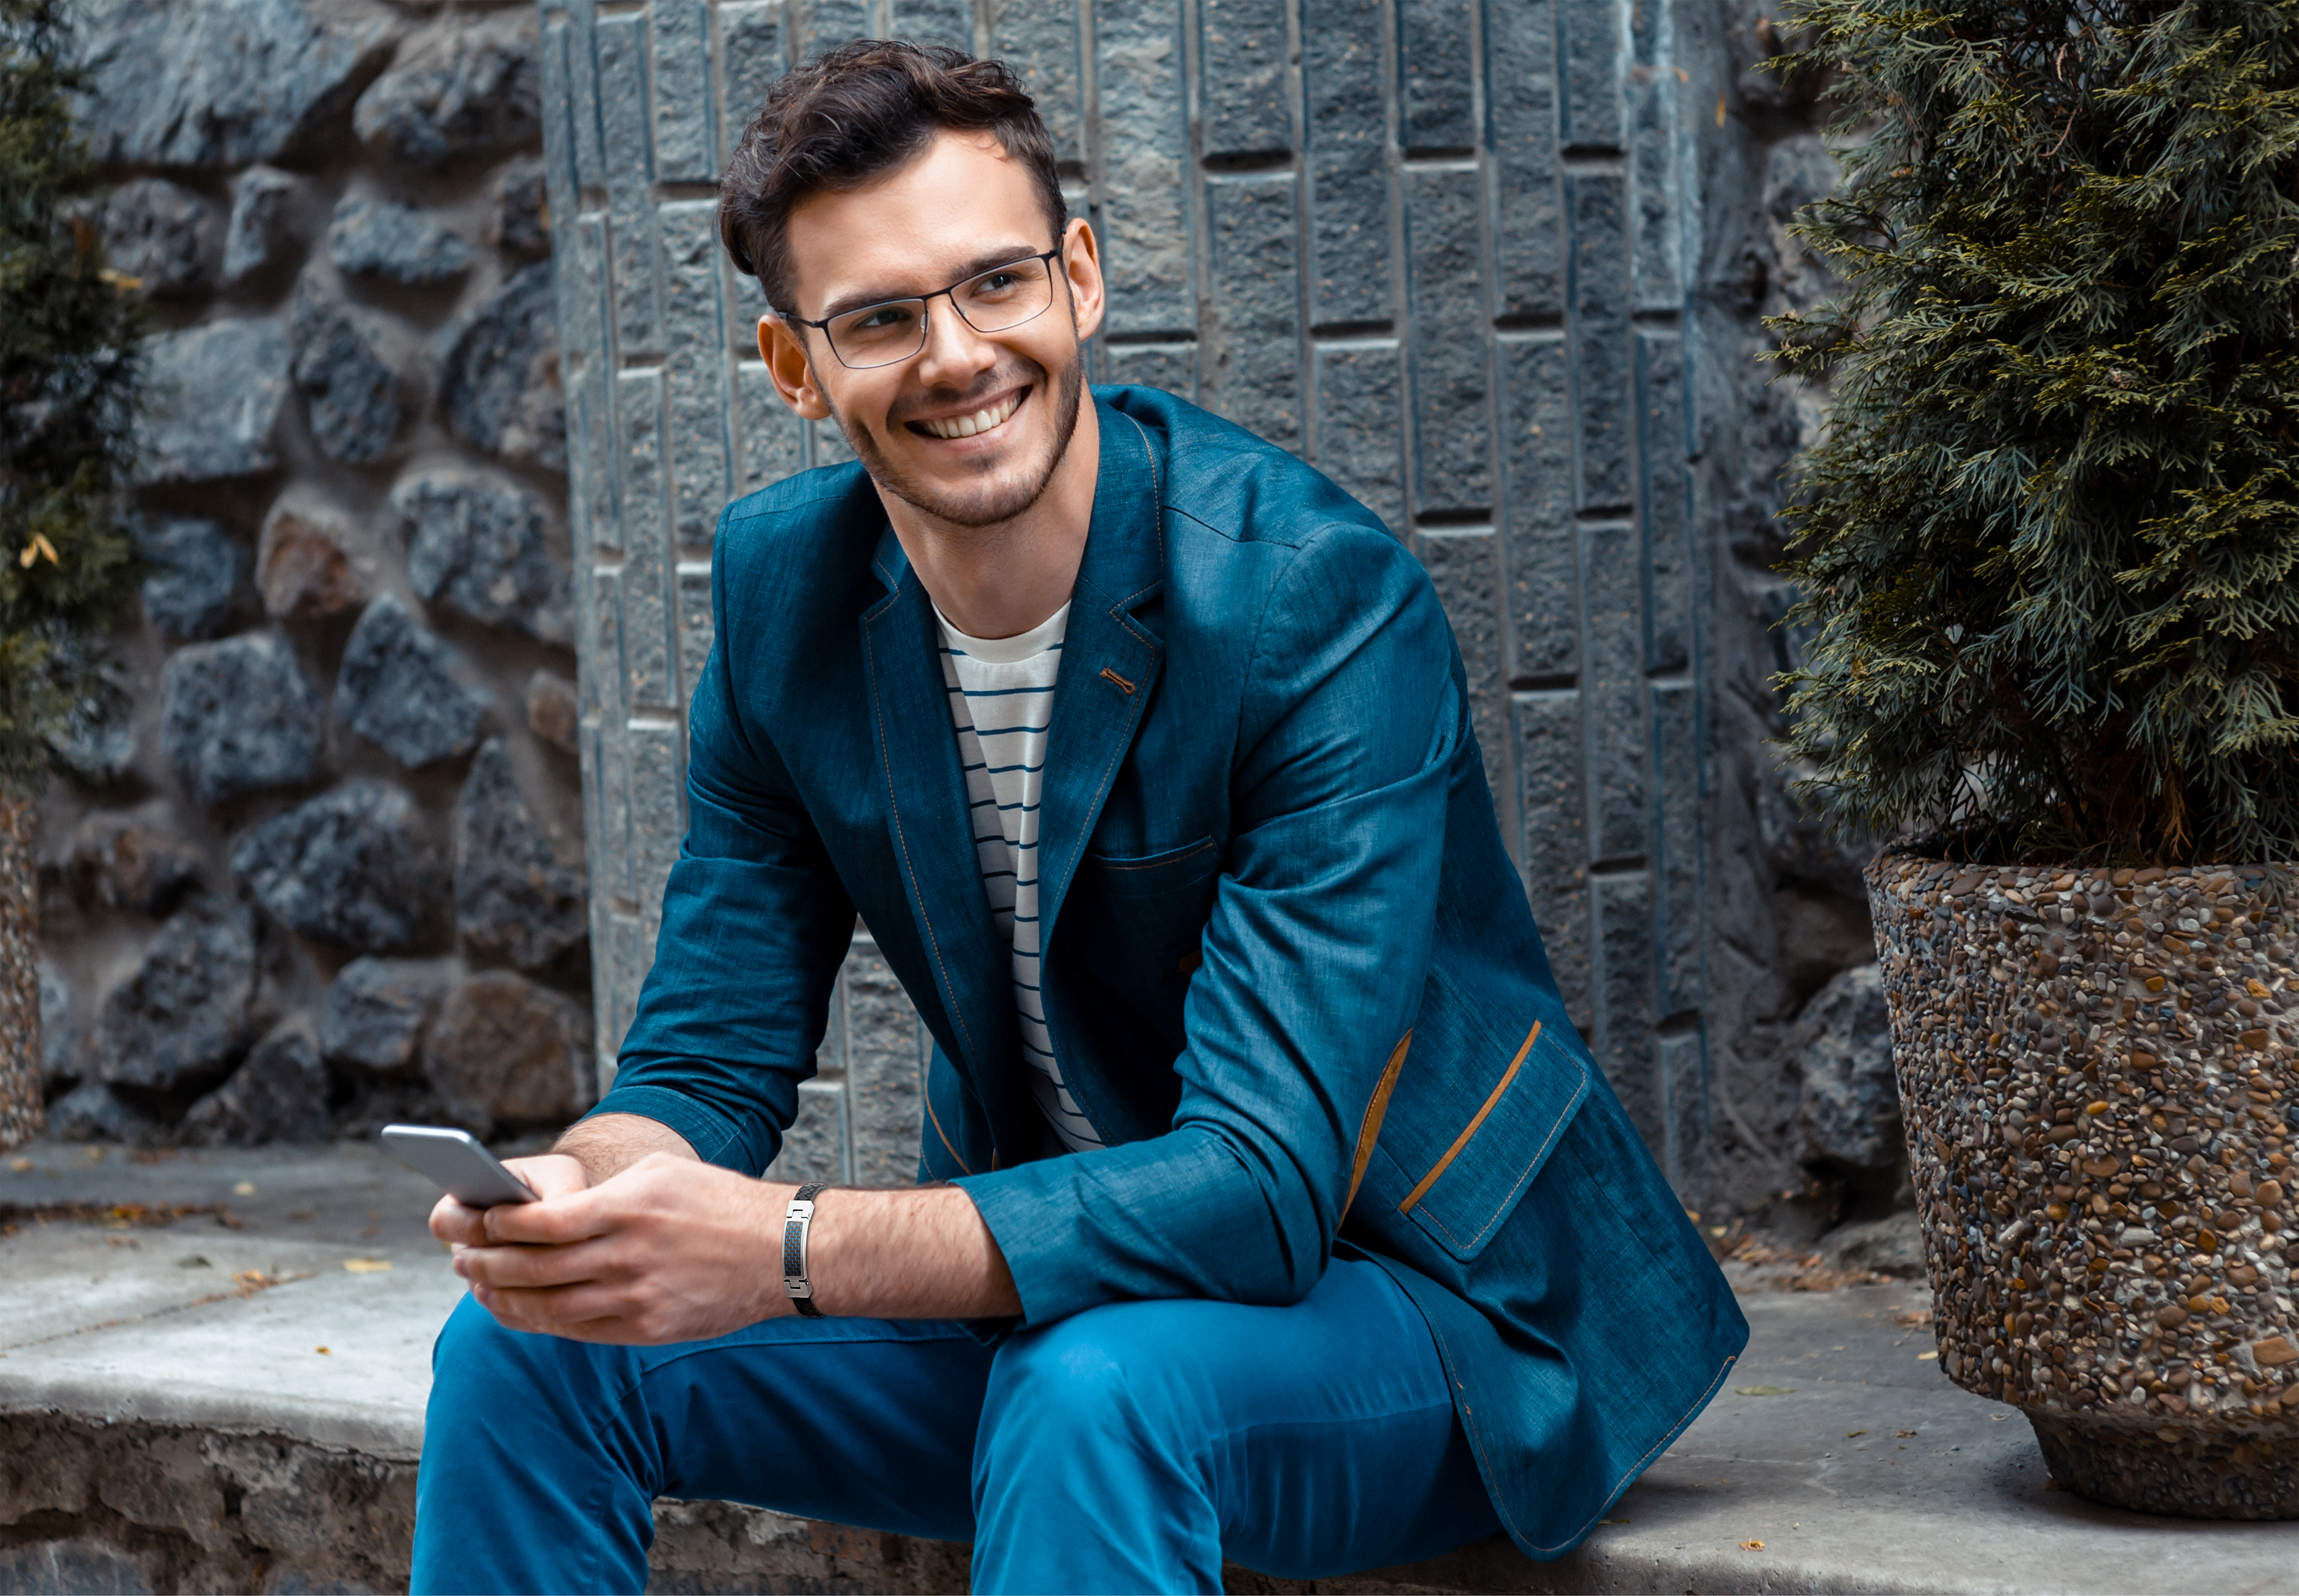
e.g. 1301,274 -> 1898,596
452,1152 -> 792,1344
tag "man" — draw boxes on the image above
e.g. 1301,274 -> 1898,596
413,41 -> 1746,1595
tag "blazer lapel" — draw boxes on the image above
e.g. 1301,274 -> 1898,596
858,527 -> 1033,1163
1036,401 -> 1166,945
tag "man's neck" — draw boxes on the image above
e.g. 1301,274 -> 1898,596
881,395 -> 1100,641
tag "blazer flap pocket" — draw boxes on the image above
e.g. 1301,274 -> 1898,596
1390,1004 -> 1590,1262
1083,835 -> 1221,898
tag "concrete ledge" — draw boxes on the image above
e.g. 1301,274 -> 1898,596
5,1145 -> 2298,1594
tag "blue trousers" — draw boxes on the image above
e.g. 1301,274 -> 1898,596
411,1253 -> 1503,1594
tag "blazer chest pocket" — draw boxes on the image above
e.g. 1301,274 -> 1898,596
1083,835 -> 1220,898
1376,968 -> 1591,1262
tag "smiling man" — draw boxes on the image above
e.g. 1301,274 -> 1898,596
410,41 -> 1746,1596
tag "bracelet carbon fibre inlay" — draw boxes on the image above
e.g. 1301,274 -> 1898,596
783,1183 -> 827,1319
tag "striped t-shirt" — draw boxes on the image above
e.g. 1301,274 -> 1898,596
934,602 -> 1105,1154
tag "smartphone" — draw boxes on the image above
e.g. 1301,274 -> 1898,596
380,1124 -> 539,1208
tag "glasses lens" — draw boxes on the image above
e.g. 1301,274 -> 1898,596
951,257 -> 1055,335
827,298 -> 929,368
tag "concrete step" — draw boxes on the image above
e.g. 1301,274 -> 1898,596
3,1143 -> 2296,1594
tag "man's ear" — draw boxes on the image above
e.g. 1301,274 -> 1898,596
1060,217 -> 1106,345
759,314 -> 833,421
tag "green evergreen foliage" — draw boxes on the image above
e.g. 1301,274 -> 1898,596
0,0 -> 141,799
1769,0 -> 2299,866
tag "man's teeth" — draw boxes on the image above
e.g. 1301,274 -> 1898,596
922,394 -> 1019,439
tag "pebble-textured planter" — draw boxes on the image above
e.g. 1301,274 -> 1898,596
1868,854 -> 2299,1518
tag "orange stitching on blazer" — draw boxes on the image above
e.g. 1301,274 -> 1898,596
1408,1039 -> 1585,1254
1397,1021 -> 1541,1216
1343,1030 -> 1411,1217
921,1074 -> 972,1176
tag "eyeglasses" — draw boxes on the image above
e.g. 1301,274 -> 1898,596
779,248 -> 1065,370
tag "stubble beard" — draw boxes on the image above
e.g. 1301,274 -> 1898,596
828,346 -> 1085,531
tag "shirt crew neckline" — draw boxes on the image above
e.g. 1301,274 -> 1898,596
933,601 -> 1072,666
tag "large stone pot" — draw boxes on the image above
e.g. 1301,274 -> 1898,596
1868,854 -> 2299,1518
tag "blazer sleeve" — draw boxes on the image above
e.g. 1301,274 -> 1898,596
582,545 -> 858,1173
954,521 -> 1464,1321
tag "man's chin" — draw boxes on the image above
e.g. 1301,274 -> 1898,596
885,454 -> 1055,528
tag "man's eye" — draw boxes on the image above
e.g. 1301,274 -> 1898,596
971,271 -> 1023,295
849,304 -> 916,332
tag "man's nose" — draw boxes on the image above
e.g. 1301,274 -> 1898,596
912,297 -> 998,391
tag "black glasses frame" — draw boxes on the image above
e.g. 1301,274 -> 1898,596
776,248 -> 1066,369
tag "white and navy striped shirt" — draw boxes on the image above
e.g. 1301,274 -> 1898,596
934,603 -> 1105,1154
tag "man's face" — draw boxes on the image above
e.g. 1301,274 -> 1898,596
764,130 -> 1105,529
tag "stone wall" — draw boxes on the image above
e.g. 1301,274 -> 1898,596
38,0 -> 1897,1227
33,0 -> 597,1150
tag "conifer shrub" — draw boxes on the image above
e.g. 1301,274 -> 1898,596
0,0 -> 141,797
1769,0 -> 2299,866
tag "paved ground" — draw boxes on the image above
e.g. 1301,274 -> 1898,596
3,1141 -> 2297,1593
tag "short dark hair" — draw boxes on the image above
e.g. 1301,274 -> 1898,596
718,40 -> 1067,316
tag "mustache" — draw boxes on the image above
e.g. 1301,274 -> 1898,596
887,362 -> 1042,426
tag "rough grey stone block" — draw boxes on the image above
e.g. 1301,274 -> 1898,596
527,668 -> 579,755
1303,0 -> 1389,329
615,367 -> 677,707
1651,680 -> 1702,1016
1660,1025 -> 1709,1199
793,0 -> 873,60
991,0 -> 1083,160
424,970 -> 593,1134
320,957 -> 445,1076
842,940 -> 925,1188
1500,334 -> 1577,681
1594,869 -> 1659,1153
1203,175 -> 1302,451
180,1019 -> 328,1146
1106,342 -> 1194,402
231,780 -> 444,953
719,3 -> 787,172
336,594 -> 490,770
1405,164 -> 1490,517
891,0 -> 975,50
80,0 -> 395,171
765,1075 -> 850,1185
678,561 -> 714,714
395,466 -> 573,646
597,14 -> 664,355
563,215 -> 621,545
68,811 -> 204,916
1094,0 -> 1190,337
1419,529 -> 1507,811
1198,0 -> 1289,156
736,360 -> 805,494
43,1080 -> 164,1145
1558,0 -> 1624,149
627,720 -> 686,922
650,0 -> 715,183
1567,172 -> 1631,510
257,496 -> 368,621
1794,963 -> 1900,1177
90,894 -> 260,1102
160,632 -> 323,807
326,195 -> 472,286
289,280 -> 403,465
222,164 -> 299,286
1630,73 -> 1680,311
489,155 -> 551,258
100,178 -> 216,298
1488,0 -> 1563,319
1515,689 -> 1589,1022
1637,329 -> 1692,674
38,957 -> 78,1093
440,259 -> 566,472
1399,0 -> 1474,151
659,201 -> 735,554
1313,341 -> 1402,532
135,318 -> 290,485
137,517 -> 242,643
354,9 -> 540,167
455,738 -> 588,980
1582,518 -> 1645,863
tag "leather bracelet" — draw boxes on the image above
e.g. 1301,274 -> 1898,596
782,1182 -> 827,1318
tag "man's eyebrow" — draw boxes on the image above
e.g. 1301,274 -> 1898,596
818,244 -> 1049,320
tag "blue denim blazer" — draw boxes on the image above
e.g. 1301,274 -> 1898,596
594,385 -> 1747,1558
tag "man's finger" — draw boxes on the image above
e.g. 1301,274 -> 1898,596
457,1236 -> 618,1290
471,1280 -> 645,1338
430,1194 -> 487,1247
481,1186 -> 617,1246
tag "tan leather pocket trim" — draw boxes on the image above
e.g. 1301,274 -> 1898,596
1342,1030 -> 1411,1217
1397,1020 -> 1541,1216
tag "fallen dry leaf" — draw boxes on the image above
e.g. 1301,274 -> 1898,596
233,1181 -> 256,1196
1741,1539 -> 1765,1551
1918,1351 -> 1938,1361
1846,1429 -> 1868,1438
1896,1429 -> 1919,1437
315,1346 -> 331,1355
342,1258 -> 392,1274
1736,1384 -> 1797,1396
